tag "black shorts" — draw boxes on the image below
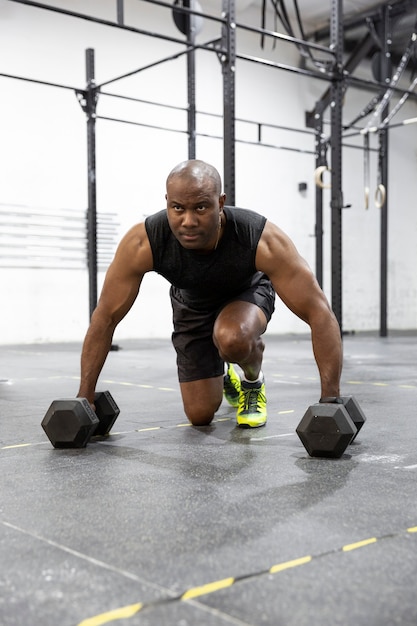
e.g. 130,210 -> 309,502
170,276 -> 275,383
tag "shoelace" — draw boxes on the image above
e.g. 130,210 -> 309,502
241,387 -> 263,413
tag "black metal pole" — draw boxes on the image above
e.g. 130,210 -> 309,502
85,48 -> 98,320
116,0 -> 124,25
221,0 -> 236,205
379,6 -> 391,337
186,1 -> 196,159
306,31 -> 375,290
379,127 -> 389,337
330,0 -> 344,334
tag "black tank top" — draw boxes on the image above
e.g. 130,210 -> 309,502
145,206 -> 267,310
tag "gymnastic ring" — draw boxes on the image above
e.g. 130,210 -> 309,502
364,186 -> 369,210
375,184 -> 386,208
314,165 -> 331,189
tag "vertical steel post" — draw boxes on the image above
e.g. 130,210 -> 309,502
221,0 -> 236,204
330,0 -> 344,333
85,48 -> 98,320
186,1 -> 196,159
307,30 -> 375,292
379,6 -> 390,337
116,0 -> 124,25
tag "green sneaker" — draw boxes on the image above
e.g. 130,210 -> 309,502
223,363 -> 241,408
236,379 -> 267,427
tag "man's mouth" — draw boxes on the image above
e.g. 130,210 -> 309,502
180,231 -> 200,241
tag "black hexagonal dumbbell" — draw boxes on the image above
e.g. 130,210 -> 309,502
296,396 -> 366,459
338,396 -> 366,442
93,391 -> 120,436
41,391 -> 120,448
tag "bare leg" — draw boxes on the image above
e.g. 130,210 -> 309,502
213,301 -> 267,380
179,376 -> 224,425
179,301 -> 267,425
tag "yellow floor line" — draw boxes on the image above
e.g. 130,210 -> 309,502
269,555 -> 312,573
76,525 -> 416,626
181,577 -> 234,600
342,537 -> 377,552
77,603 -> 143,626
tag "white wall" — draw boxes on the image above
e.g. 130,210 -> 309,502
0,0 -> 416,344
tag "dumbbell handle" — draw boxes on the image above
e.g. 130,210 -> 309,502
319,397 -> 344,404
93,390 -> 120,436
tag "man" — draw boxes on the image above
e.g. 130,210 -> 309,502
77,159 -> 342,428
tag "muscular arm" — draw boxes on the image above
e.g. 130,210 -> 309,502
77,222 -> 153,403
256,221 -> 342,398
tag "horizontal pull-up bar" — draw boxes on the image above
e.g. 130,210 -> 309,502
10,0 -> 335,62
96,115 -> 189,135
8,0 -> 205,47
99,89 -> 315,136
0,71 -> 78,92
0,67 -> 316,143
96,114 -> 316,155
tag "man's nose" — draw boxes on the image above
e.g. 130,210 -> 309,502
181,210 -> 198,227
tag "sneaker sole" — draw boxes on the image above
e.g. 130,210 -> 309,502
236,417 -> 267,428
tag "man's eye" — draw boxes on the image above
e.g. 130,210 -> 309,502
196,206 -> 206,212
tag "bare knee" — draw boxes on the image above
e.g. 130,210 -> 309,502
183,397 -> 222,425
180,378 -> 223,426
184,406 -> 216,426
214,322 -> 259,363
213,301 -> 267,365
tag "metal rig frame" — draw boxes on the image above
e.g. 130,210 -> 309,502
3,0 -> 417,334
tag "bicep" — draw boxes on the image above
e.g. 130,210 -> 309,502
256,221 -> 330,323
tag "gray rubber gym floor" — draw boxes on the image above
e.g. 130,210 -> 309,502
1,332 -> 417,626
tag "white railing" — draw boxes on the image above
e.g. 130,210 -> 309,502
0,203 -> 119,270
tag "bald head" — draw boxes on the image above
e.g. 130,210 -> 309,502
165,159 -> 226,252
166,160 -> 222,196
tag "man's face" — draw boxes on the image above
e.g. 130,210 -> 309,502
166,176 -> 225,252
